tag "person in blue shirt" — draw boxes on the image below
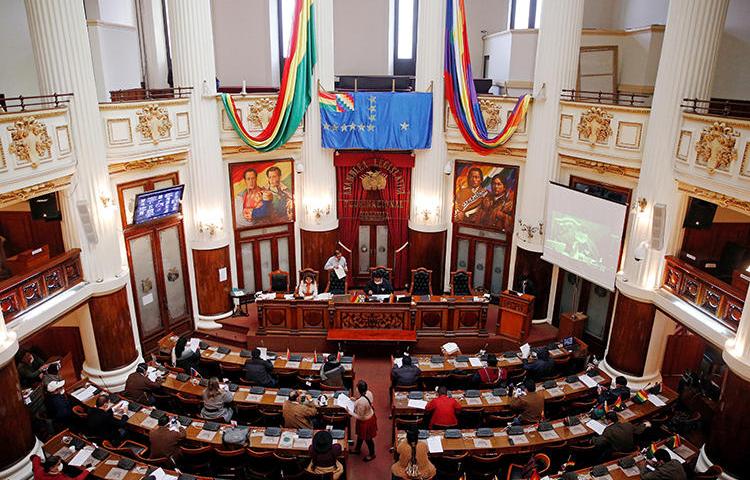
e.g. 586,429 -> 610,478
522,348 -> 554,380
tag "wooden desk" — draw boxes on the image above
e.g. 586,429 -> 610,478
255,293 -> 489,337
157,335 -> 356,378
391,369 -> 611,416
396,387 -> 677,455
43,430 -> 212,479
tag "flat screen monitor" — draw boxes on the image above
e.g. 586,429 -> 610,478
542,182 -> 628,291
132,185 -> 184,225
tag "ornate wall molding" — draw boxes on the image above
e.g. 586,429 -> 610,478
246,97 -> 277,130
7,116 -> 52,168
694,121 -> 738,174
560,155 -> 641,179
136,104 -> 172,144
677,181 -> 750,216
577,106 -> 613,145
108,152 -> 187,175
0,175 -> 72,209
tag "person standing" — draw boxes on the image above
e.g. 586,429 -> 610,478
324,250 -> 348,275
349,380 -> 378,462
392,428 -> 437,480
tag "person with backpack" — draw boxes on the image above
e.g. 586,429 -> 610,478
391,428 -> 436,480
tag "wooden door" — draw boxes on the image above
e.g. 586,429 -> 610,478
578,46 -> 618,95
662,328 -> 705,379
451,227 -> 509,294
236,223 -> 295,292
353,222 -> 391,286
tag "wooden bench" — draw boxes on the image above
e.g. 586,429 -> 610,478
326,328 -> 417,343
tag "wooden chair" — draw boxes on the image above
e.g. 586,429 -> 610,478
269,270 -> 290,293
296,268 -> 319,295
246,448 -> 276,479
450,270 -> 474,296
458,406 -> 484,429
449,371 -> 474,390
421,373 -> 450,391
325,269 -> 348,294
178,444 -> 213,474
369,265 -> 393,283
484,411 -> 516,428
392,415 -> 425,442
234,402 -> 259,424
219,363 -> 243,381
466,452 -> 504,480
213,446 -> 247,478
320,413 -> 350,432
136,451 -> 174,469
273,450 -> 308,478
409,268 -> 433,296
175,393 -> 203,417
258,407 -> 283,427
433,451 -> 469,480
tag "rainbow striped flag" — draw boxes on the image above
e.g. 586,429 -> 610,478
670,435 -> 681,449
613,396 -> 624,411
445,0 -> 531,154
634,389 -> 649,404
646,442 -> 659,459
318,86 -> 355,112
220,0 -> 316,152
592,403 -> 606,418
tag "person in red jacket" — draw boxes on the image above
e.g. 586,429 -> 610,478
425,386 -> 461,428
31,454 -> 90,480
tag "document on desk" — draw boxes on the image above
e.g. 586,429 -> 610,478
146,366 -> 161,382
72,385 -> 98,402
407,399 -> 427,410
427,436 -> 444,453
538,430 -> 560,441
196,430 -> 217,441
334,266 -> 346,279
68,446 -> 94,467
579,375 -> 599,388
473,438 -> 492,448
469,357 -> 483,367
141,417 -> 158,429
586,419 -> 607,435
105,468 -> 128,480
664,447 -> 686,463
568,424 -> 588,435
647,394 -> 666,407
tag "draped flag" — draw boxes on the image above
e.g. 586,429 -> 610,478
445,0 -> 531,155
319,87 -> 433,150
220,0 -> 315,152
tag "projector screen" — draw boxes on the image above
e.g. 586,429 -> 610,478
542,183 -> 628,290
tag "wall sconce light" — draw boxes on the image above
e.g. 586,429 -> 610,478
634,197 -> 648,213
518,220 -> 544,239
295,162 -> 305,174
99,192 -> 114,209
306,203 -> 330,223
198,220 -> 222,237
420,206 -> 440,222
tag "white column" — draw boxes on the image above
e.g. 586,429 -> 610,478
724,287 -> 750,383
515,0 -> 584,253
621,0 -> 729,294
410,0 -> 450,234
300,0 -> 337,232
138,0 -> 170,89
167,0 -> 232,329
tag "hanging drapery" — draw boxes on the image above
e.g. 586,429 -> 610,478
220,0 -> 316,152
444,0 -> 531,155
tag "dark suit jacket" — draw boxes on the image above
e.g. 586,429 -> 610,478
365,279 -> 393,295
149,425 -> 186,460
123,372 -> 161,404
593,421 -> 646,453
599,385 -> 632,404
46,393 -> 72,426
86,408 -> 128,440
522,357 -> 554,380
244,358 -> 276,386
392,365 -> 421,386
641,460 -> 687,480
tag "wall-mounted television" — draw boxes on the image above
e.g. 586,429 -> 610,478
132,185 -> 185,225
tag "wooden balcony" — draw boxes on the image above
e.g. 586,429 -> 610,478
661,255 -> 743,333
0,248 -> 83,323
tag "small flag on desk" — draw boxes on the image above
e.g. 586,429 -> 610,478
314,350 -> 318,363
613,396 -> 624,411
634,389 -> 649,404
646,442 -> 659,459
286,348 -> 290,360
190,368 -> 201,378
604,400 -> 610,413
670,435 -> 681,449
336,351 -> 342,362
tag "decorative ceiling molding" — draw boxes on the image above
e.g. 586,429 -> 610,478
0,175 -> 72,209
677,181 -> 750,217
559,155 -> 640,179
108,152 -> 187,175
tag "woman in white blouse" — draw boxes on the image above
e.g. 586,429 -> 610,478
295,272 -> 318,297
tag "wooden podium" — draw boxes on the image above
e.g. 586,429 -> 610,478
497,290 -> 534,342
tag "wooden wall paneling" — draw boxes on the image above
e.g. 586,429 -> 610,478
605,292 -> 656,376
192,246 -> 232,316
0,211 -> 64,258
295,302 -> 328,334
706,369 -> 750,478
681,222 -> 750,260
408,229 -> 447,293
0,361 -> 35,470
29,217 -> 64,256
415,306 -> 448,334
20,326 -> 85,378
88,287 -> 138,371
300,229 -> 339,276
661,330 -> 705,377
513,249 -> 553,320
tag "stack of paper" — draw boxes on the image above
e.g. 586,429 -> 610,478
407,399 -> 427,409
579,375 -> 599,388
427,436 -> 443,453
335,393 -> 356,414
469,357 -> 483,367
585,419 -> 607,435
68,446 -> 94,467
72,385 -> 98,402
520,343 -> 531,358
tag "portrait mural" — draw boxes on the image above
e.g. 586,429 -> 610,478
229,159 -> 295,229
453,161 -> 518,232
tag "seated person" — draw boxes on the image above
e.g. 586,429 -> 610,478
46,380 -> 72,431
641,448 -> 687,480
425,385 -> 461,428
149,415 -> 186,462
282,390 -> 318,429
473,353 -> 506,386
320,355 -> 345,387
392,427 -> 437,480
243,348 -> 278,387
307,430 -> 344,479
123,363 -> 162,405
31,454 -> 91,480
171,336 -> 201,374
17,350 -> 49,388
366,271 -> 393,295
296,272 -> 318,297
510,378 -> 544,424
599,375 -> 631,404
42,361 -> 64,388
86,394 -> 129,442
391,355 -> 421,387
522,348 -> 554,381
593,411 -> 650,456
201,377 -> 234,422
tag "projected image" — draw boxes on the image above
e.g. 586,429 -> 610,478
230,159 -> 295,229
546,213 -> 610,272
453,161 -> 518,232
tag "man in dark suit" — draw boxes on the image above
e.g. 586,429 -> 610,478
391,355 -> 421,387
599,375 -> 631,404
522,348 -> 554,381
149,415 -> 186,462
641,448 -> 687,480
365,271 -> 393,295
45,380 -> 72,432
123,363 -> 162,405
243,348 -> 277,387
86,394 -> 129,442
593,412 -> 650,457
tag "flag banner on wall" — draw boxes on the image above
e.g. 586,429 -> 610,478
319,87 -> 433,150
445,0 -> 531,155
220,0 -> 315,152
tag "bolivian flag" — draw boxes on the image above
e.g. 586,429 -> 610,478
220,0 -> 316,152
670,435 -> 681,449
634,389 -> 649,404
613,396 -> 624,411
646,442 -> 659,459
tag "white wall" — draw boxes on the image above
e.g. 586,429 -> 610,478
465,0 -> 508,77
212,0 -> 277,87
0,0 -> 40,97
616,0 -> 668,29
333,0 -> 390,75
712,0 -> 750,100
583,0 -> 618,29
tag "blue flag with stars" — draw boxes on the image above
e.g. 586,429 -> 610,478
320,91 -> 432,150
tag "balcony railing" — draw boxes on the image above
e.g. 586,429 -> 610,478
335,75 -> 416,92
662,255 -> 743,333
681,97 -> 750,120
0,248 -> 83,323
0,93 -> 73,113
561,89 -> 651,107
107,86 -> 193,103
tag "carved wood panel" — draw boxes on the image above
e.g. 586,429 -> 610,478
336,310 -> 409,330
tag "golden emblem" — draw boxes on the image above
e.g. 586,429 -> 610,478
136,104 -> 172,144
8,116 -> 52,168
361,170 -> 387,190
695,121 -> 738,173
247,97 -> 277,129
577,107 -> 613,145
479,98 -> 502,131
